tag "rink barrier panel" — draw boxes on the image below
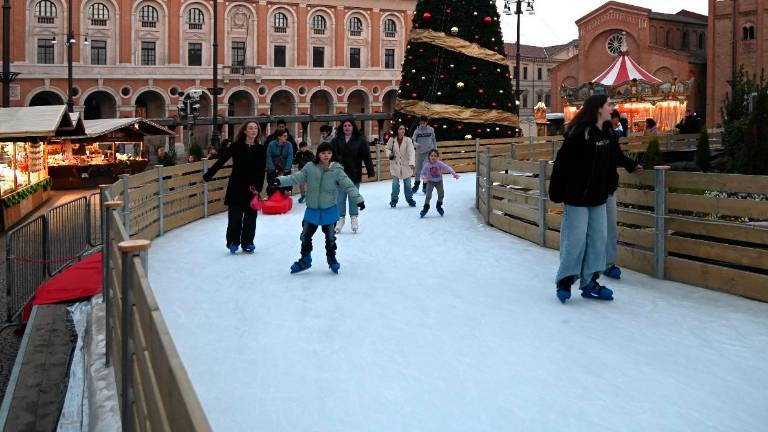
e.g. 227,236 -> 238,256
476,148 -> 768,303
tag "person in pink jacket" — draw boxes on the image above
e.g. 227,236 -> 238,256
419,149 -> 460,217
385,124 -> 417,208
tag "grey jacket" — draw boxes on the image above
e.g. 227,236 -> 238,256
277,161 -> 363,209
411,125 -> 437,154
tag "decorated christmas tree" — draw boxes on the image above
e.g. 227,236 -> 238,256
394,0 -> 518,140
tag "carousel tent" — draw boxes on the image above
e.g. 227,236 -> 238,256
592,54 -> 662,86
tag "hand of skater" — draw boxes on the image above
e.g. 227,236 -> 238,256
357,201 -> 366,211
453,173 -> 461,179
271,178 -> 281,189
202,172 -> 212,182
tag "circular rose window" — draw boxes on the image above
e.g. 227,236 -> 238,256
606,33 -> 626,56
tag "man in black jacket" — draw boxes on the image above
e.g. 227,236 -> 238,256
330,120 -> 374,233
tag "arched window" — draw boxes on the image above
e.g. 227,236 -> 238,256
34,0 -> 57,24
349,17 -> 363,37
311,14 -> 326,35
139,5 -> 158,28
188,7 -> 204,30
743,25 -> 755,41
273,12 -> 288,33
384,18 -> 396,38
88,3 -> 109,26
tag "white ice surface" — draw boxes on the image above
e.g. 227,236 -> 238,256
149,174 -> 768,432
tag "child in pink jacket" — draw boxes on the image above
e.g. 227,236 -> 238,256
419,149 -> 460,217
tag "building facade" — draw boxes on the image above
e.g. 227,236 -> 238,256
550,1 -> 707,119
1,0 -> 416,145
707,0 -> 768,127
505,41 -> 578,135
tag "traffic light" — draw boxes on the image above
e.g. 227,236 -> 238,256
177,100 -> 187,120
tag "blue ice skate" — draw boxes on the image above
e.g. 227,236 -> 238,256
243,244 -> 255,254
556,288 -> 571,304
290,255 -> 312,273
328,257 -> 340,274
436,201 -> 444,216
406,198 -> 417,207
390,200 -> 397,208
580,280 -> 614,301
228,244 -> 239,255
420,205 -> 429,218
603,265 -> 622,279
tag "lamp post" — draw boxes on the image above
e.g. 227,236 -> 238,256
210,0 -> 220,149
66,0 -> 74,112
504,1 -> 535,115
1,0 -> 20,107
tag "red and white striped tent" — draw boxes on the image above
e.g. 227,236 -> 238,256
592,54 -> 662,86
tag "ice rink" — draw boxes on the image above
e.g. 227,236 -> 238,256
149,174 -> 768,432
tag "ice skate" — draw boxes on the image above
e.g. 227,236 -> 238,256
335,217 -> 345,233
242,244 -> 255,254
406,198 -> 417,207
420,204 -> 429,218
328,257 -> 341,274
436,201 -> 444,216
580,280 -> 614,301
228,244 -> 239,255
390,200 -> 397,208
290,254 -> 312,274
604,265 -> 622,279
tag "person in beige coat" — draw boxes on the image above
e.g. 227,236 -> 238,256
385,124 -> 417,208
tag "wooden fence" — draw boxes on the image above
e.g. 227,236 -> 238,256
476,149 -> 768,302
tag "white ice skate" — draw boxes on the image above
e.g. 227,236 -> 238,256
351,216 -> 359,233
335,217 -> 345,233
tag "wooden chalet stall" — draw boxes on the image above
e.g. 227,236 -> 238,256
0,105 -> 84,230
48,117 -> 174,189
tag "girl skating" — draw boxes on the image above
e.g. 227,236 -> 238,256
273,143 -> 365,274
385,124 -> 417,208
418,149 -> 460,217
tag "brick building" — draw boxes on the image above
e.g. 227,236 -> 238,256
707,0 -> 768,128
1,0 -> 416,145
504,40 -> 578,135
550,1 -> 707,119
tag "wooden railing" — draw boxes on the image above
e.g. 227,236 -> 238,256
475,150 -> 768,302
101,160 -> 225,431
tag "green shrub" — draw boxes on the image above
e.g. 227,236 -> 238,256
695,130 -> 711,172
643,137 -> 663,169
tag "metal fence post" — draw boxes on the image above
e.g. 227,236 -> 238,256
156,165 -> 165,236
202,159 -> 209,218
484,148 -> 492,225
375,139 -> 381,182
103,200 -> 122,367
538,159 -> 548,246
475,138 -> 480,172
117,239 -> 151,432
654,166 -> 670,279
120,174 -> 130,235
475,139 -> 481,211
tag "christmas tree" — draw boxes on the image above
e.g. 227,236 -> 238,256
394,0 -> 518,140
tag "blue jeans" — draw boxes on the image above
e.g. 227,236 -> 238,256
390,177 -> 413,203
605,194 -> 618,269
556,204 -> 607,288
338,182 -> 361,217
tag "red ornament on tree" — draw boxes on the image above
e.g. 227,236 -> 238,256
491,102 -> 497,107
478,88 -> 485,94
439,74 -> 445,79
423,12 -> 432,21
432,57 -> 439,64
474,35 -> 480,40
471,66 -> 478,72
411,93 -> 418,98
484,16 -> 492,23
446,8 -> 451,13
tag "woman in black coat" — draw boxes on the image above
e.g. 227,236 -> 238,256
202,121 -> 266,254
330,119 -> 374,233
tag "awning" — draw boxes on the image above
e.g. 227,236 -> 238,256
67,117 -> 175,140
0,105 -> 85,139
592,54 -> 662,86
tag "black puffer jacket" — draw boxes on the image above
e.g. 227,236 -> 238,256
331,134 -> 374,183
203,140 -> 266,208
548,124 -> 613,207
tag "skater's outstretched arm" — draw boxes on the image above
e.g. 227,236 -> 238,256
202,147 -> 232,181
275,165 -> 308,187
336,170 -> 364,205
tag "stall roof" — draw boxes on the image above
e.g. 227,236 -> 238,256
0,105 -> 85,139
69,117 -> 175,140
592,54 -> 662,86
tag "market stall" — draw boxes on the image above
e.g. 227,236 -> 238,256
561,50 -> 691,134
0,105 -> 84,230
48,117 -> 174,189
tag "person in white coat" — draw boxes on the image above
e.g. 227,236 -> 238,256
386,124 -> 417,208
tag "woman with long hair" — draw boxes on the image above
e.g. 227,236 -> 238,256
330,119 -> 374,233
202,121 -> 267,254
548,94 -> 616,304
385,123 -> 417,208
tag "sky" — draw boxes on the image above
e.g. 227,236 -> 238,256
496,0 -> 709,47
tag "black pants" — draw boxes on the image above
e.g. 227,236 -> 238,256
227,205 -> 257,247
300,221 -> 337,260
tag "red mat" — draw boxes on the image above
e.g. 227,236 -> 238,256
22,252 -> 102,321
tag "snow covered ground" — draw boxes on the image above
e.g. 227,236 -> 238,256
149,174 -> 768,432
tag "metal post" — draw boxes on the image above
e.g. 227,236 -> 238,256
484,148 -> 492,224
117,239 -> 150,432
156,165 -> 164,235
2,0 -> 14,107
654,166 -> 669,279
210,0 -> 220,149
66,0 -> 74,113
120,174 -> 130,233
537,159 -> 548,246
514,0 -> 522,111
474,138 -> 480,172
202,159 -> 209,218
102,200 -> 121,366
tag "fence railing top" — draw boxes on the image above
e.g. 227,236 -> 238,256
104,201 -> 123,209
118,239 -> 151,253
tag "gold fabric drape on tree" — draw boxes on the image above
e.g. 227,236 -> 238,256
408,29 -> 508,65
396,99 -> 519,127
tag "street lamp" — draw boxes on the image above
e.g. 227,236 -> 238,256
210,0 -> 221,149
503,1 -> 535,113
1,0 -> 20,107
